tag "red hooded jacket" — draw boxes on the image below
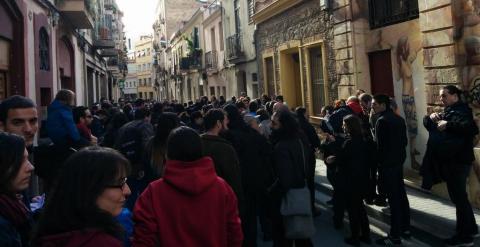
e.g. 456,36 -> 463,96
132,157 -> 243,247
35,229 -> 122,247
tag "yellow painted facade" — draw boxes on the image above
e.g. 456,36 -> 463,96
134,36 -> 155,99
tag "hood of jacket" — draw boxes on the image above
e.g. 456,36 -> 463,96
163,157 -> 217,195
347,101 -> 363,115
36,229 -> 109,247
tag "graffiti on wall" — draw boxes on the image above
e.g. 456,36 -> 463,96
456,0 -> 480,208
360,19 -> 426,170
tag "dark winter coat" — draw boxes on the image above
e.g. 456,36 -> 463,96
0,216 -> 24,247
224,128 -> 273,193
46,100 -> 81,146
328,106 -> 354,134
375,109 -> 408,167
333,137 -> 370,195
423,102 -> 478,165
35,229 -> 122,247
270,136 -> 312,196
201,134 -> 244,204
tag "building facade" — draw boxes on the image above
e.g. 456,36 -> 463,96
223,0 -> 259,98
202,1 -> 227,99
252,0 -> 336,117
124,59 -> 138,100
250,0 -> 480,207
0,0 -> 126,116
134,35 -> 154,100
152,0 -> 206,101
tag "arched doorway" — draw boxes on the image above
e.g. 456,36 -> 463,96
0,0 -> 25,100
57,36 -> 75,92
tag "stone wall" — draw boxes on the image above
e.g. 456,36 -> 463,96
255,0 -> 337,103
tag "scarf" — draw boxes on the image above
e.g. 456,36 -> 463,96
0,194 -> 30,227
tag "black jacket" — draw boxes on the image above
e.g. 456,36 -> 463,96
223,127 -> 273,193
298,117 -> 321,150
271,136 -> 312,195
423,102 -> 478,165
201,134 -> 244,203
328,106 -> 353,134
333,137 -> 370,194
375,110 -> 408,167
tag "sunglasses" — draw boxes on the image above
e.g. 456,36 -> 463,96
106,177 -> 128,189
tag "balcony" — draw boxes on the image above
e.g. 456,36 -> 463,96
100,49 -> 118,57
179,54 -> 202,71
252,0 -> 303,24
56,0 -> 94,29
226,33 -> 245,63
93,26 -> 115,49
205,50 -> 217,70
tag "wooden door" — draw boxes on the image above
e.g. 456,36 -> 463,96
368,50 -> 394,97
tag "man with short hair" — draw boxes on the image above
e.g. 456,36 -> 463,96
372,94 -> 410,246
0,95 -> 39,200
0,95 -> 38,146
115,107 -> 154,210
201,109 -> 244,206
425,85 -> 478,246
72,106 -> 97,145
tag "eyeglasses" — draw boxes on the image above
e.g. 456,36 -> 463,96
106,177 -> 128,189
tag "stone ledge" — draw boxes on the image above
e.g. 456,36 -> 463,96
423,45 -> 456,67
425,67 -> 460,85
418,0 -> 451,13
420,5 -> 453,32
423,28 -> 454,48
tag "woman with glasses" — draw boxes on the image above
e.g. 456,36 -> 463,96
0,132 -> 35,247
33,146 -> 131,247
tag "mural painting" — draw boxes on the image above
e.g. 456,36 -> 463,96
360,19 -> 427,171
456,0 -> 480,208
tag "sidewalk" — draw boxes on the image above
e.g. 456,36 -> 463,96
314,159 -> 480,245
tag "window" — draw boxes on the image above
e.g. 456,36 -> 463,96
234,0 -> 241,34
219,22 -> 224,51
149,78 -> 152,85
369,0 -> 419,29
309,47 -> 326,116
210,86 -> 215,96
211,27 -> 216,51
39,28 -> 49,70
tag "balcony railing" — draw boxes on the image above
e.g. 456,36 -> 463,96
368,0 -> 419,29
226,33 -> 245,62
93,26 -> 115,49
179,52 -> 202,71
205,50 -> 217,70
56,0 -> 94,29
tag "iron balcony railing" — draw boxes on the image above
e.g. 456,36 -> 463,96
368,0 -> 419,29
179,54 -> 202,71
205,50 -> 217,70
226,33 -> 244,61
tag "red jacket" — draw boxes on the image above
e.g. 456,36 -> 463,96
36,229 -> 122,247
132,157 -> 243,247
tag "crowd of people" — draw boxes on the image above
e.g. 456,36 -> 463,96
0,85 -> 478,247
